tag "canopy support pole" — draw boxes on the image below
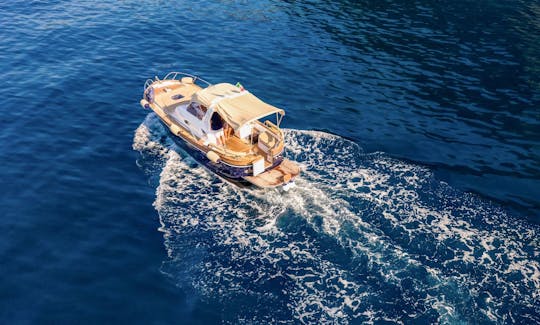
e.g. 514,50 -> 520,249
276,112 -> 284,126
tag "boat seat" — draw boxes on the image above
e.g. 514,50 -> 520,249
259,132 -> 276,148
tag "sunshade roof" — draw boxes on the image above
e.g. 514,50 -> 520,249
192,83 -> 284,129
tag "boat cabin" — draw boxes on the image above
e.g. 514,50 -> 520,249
168,83 -> 285,155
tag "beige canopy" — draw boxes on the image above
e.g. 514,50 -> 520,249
192,83 -> 284,129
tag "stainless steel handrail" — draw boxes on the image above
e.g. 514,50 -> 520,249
144,78 -> 154,90
164,71 -> 212,86
143,72 -> 212,91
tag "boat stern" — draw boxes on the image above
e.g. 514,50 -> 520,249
243,159 -> 300,188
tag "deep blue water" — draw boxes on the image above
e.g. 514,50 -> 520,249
1,0 -> 539,323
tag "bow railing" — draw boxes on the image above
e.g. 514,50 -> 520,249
144,71 -> 212,91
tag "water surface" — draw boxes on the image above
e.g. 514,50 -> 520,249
1,0 -> 539,323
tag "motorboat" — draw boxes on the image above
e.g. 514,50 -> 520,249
140,72 -> 300,188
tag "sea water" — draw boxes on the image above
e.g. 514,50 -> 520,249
1,0 -> 538,323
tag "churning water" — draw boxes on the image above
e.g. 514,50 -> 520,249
133,114 -> 539,323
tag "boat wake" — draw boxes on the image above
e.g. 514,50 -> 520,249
133,114 -> 539,324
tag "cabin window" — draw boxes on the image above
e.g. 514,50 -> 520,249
210,112 -> 224,130
187,102 -> 207,120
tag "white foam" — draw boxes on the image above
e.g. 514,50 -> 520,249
132,116 -> 540,324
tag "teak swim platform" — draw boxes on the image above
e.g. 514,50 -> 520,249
140,72 -> 300,188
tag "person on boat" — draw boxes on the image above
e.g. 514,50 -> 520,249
224,122 -> 233,138
218,122 -> 233,146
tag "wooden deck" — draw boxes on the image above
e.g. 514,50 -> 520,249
154,81 -> 201,110
244,159 -> 300,188
225,136 -> 253,153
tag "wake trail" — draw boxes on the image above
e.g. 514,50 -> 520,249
133,113 -> 540,324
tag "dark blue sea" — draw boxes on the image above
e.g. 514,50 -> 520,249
1,0 -> 539,323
